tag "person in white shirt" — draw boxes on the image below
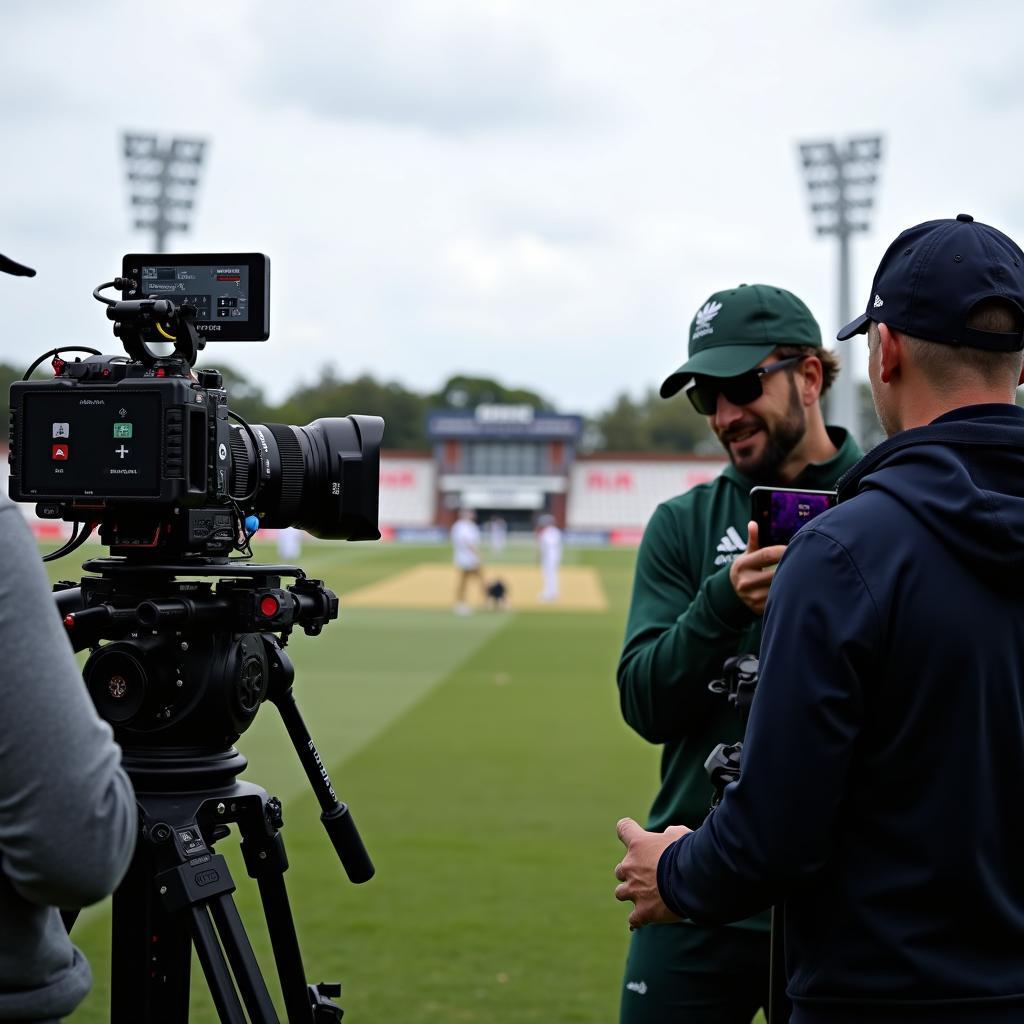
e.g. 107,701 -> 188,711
451,508 -> 484,614
276,526 -> 302,562
487,515 -> 508,555
536,514 -> 563,602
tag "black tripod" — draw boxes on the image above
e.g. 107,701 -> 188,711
60,559 -> 373,1023
113,750 -> 345,1023
705,655 -> 789,1024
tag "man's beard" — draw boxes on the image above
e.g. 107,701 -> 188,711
722,377 -> 807,485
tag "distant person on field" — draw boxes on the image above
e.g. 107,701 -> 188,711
487,515 -> 508,555
451,508 -> 484,615
276,526 -> 302,562
536,514 -> 563,602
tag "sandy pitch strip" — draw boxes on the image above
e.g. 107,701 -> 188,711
341,563 -> 608,612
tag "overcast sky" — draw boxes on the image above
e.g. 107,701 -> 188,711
1,0 -> 1021,416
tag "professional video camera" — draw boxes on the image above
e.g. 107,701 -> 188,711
6,252 -> 384,1023
8,253 -> 382,560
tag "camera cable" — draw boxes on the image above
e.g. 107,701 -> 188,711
42,521 -> 97,563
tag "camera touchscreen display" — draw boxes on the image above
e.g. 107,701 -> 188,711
768,490 -> 833,545
19,391 -> 163,497
139,263 -> 251,324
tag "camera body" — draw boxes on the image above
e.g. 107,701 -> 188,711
10,359 -> 237,553
7,253 -> 383,560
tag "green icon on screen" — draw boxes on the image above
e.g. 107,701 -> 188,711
113,423 -> 133,438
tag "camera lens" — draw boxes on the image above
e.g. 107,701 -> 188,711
228,414 -> 384,540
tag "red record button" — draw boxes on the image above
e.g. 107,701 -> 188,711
259,596 -> 280,618
52,443 -> 69,460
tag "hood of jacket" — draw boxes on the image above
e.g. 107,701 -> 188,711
837,403 -> 1024,581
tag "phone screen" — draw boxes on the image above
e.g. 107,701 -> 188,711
750,487 -> 836,546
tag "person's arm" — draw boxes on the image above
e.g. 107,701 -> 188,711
0,506 -> 136,908
655,527 -> 880,923
617,502 -> 761,743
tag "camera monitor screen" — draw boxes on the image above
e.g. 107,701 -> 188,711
18,390 -> 164,497
750,486 -> 836,547
121,253 -> 270,342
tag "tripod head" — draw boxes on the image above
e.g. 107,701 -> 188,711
59,558 -> 373,884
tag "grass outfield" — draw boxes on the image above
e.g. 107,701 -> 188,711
51,540 -> 681,1022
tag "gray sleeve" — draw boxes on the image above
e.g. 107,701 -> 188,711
0,502 -> 136,907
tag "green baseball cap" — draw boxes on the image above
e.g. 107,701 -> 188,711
660,283 -> 822,398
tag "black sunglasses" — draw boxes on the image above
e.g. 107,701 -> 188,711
684,355 -> 808,415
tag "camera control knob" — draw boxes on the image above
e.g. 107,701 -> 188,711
196,368 -> 222,389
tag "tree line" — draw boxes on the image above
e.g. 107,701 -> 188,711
0,360 -> 721,454
0,359 -> 905,454
206,364 -> 724,453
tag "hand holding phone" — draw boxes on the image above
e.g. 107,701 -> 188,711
728,520 -> 787,616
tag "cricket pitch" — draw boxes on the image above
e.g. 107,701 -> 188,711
341,563 -> 608,612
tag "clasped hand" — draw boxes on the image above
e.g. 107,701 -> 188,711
614,818 -> 691,929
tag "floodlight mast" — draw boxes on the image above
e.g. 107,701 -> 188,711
798,136 -> 883,444
123,133 -> 207,253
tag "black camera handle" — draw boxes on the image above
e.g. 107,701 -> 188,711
93,278 -> 205,366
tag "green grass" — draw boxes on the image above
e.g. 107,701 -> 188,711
53,541 -> 672,1022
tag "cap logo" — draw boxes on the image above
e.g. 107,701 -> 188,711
692,301 -> 723,341
873,294 -> 884,308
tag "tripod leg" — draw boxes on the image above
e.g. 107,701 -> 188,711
154,835 -> 282,1024
191,904 -> 252,1024
767,904 -> 791,1023
110,839 -> 193,1024
209,892 -> 283,1023
234,802 -> 342,1019
254,868 -> 319,1022
239,822 -> 333,1023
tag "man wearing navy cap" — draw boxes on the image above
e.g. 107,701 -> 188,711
615,215 -> 1024,1023
617,283 -> 861,1022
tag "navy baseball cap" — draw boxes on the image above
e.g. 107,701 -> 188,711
0,253 -> 35,277
837,214 -> 1024,351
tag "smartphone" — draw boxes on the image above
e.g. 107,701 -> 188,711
749,486 -> 836,546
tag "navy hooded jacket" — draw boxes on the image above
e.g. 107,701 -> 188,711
658,404 -> 1024,1022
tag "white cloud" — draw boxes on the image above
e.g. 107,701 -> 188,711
3,0 -> 1024,419
441,232 -> 591,297
252,1 -> 594,135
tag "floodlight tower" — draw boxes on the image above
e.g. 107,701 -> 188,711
123,134 -> 207,253
798,136 -> 883,442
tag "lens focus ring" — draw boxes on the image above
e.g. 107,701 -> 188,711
267,423 -> 304,522
228,428 -> 253,496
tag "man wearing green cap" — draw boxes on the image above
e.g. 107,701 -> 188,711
616,283 -> 861,1023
